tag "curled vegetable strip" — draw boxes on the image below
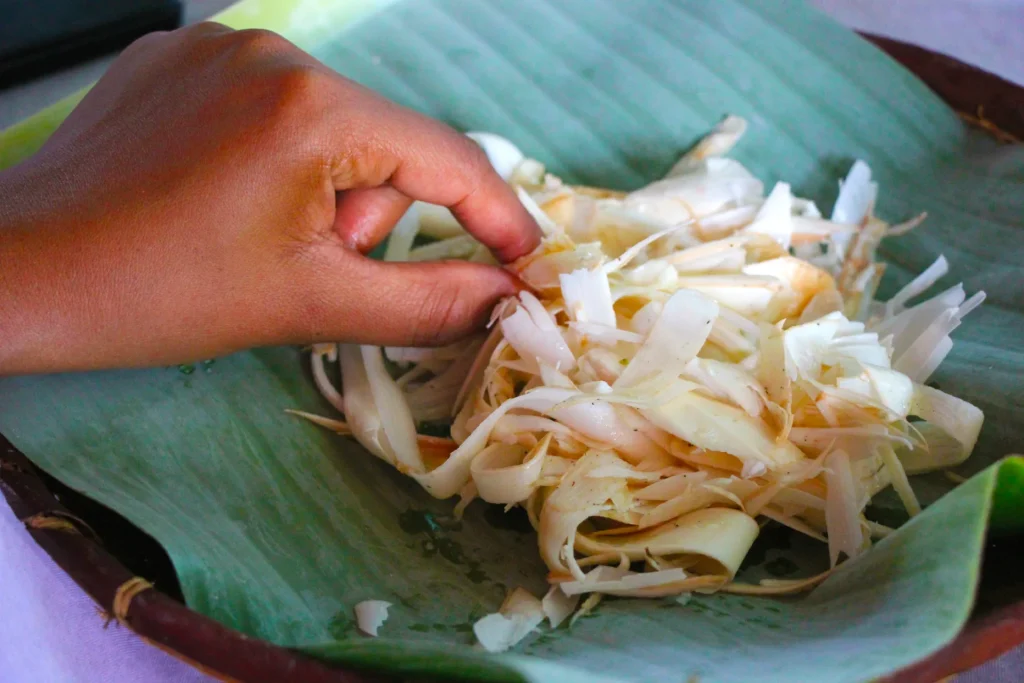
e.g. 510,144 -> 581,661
473,588 -> 545,653
295,118 -> 989,636
337,344 -> 394,466
501,295 -> 574,372
358,345 -> 422,475
574,508 -> 759,579
471,434 -> 551,504
539,451 -> 631,574
413,388 -> 564,498
898,384 -> 985,473
311,346 -> 345,414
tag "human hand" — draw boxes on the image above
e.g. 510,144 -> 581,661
0,23 -> 539,375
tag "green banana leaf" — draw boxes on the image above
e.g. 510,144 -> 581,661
2,1 -> 1023,681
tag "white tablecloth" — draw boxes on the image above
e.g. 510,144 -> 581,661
1,2 -> 1022,681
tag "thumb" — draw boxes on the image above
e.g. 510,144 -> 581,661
302,252 -> 522,347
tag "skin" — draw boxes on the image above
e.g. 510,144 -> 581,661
0,23 -> 541,375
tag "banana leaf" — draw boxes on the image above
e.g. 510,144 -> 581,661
2,1 -> 1023,681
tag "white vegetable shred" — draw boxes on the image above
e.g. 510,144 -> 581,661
354,600 -> 391,637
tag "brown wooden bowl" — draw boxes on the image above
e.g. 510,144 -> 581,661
2,34 -> 1023,683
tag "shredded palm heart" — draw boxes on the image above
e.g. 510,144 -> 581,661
298,117 -> 985,651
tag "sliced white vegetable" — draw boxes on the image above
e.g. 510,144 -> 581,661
473,587 -> 545,653
682,358 -> 764,417
416,202 -> 464,240
643,391 -> 803,468
885,255 -> 948,318
824,449 -> 864,567
834,363 -> 914,417
407,235 -> 479,262
413,387 -> 577,498
539,451 -> 632,573
560,268 -> 616,327
516,186 -> 559,236
831,160 -> 877,226
634,471 -> 709,501
626,158 -> 764,225
743,256 -> 836,320
879,444 -> 921,516
743,182 -> 793,250
616,289 -> 718,389
360,345 -> 423,475
575,508 -> 760,580
471,434 -> 550,504
311,349 -> 345,414
559,568 -> 690,596
384,346 -> 435,366
668,115 -> 748,176
338,345 -> 391,465
570,322 -> 645,345
541,586 -> 580,628
501,305 -> 574,372
898,384 -> 985,473
789,425 -> 911,450
355,600 -> 391,637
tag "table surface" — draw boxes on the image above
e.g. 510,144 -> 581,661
1,1 -> 1022,682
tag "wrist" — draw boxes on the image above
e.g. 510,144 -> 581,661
0,163 -> 88,375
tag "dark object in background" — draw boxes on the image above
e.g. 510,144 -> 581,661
0,0 -> 183,88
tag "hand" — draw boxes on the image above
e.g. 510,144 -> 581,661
0,23 -> 539,375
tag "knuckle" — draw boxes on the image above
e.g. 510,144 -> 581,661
244,65 -> 330,134
183,21 -> 231,40
230,28 -> 292,56
121,30 -> 168,57
271,64 -> 326,105
208,28 -> 330,130
264,66 -> 330,133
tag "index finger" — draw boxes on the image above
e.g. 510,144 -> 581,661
323,83 -> 542,263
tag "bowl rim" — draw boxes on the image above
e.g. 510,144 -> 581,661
1,33 -> 1022,683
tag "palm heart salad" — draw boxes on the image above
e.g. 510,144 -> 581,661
295,117 -> 985,651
